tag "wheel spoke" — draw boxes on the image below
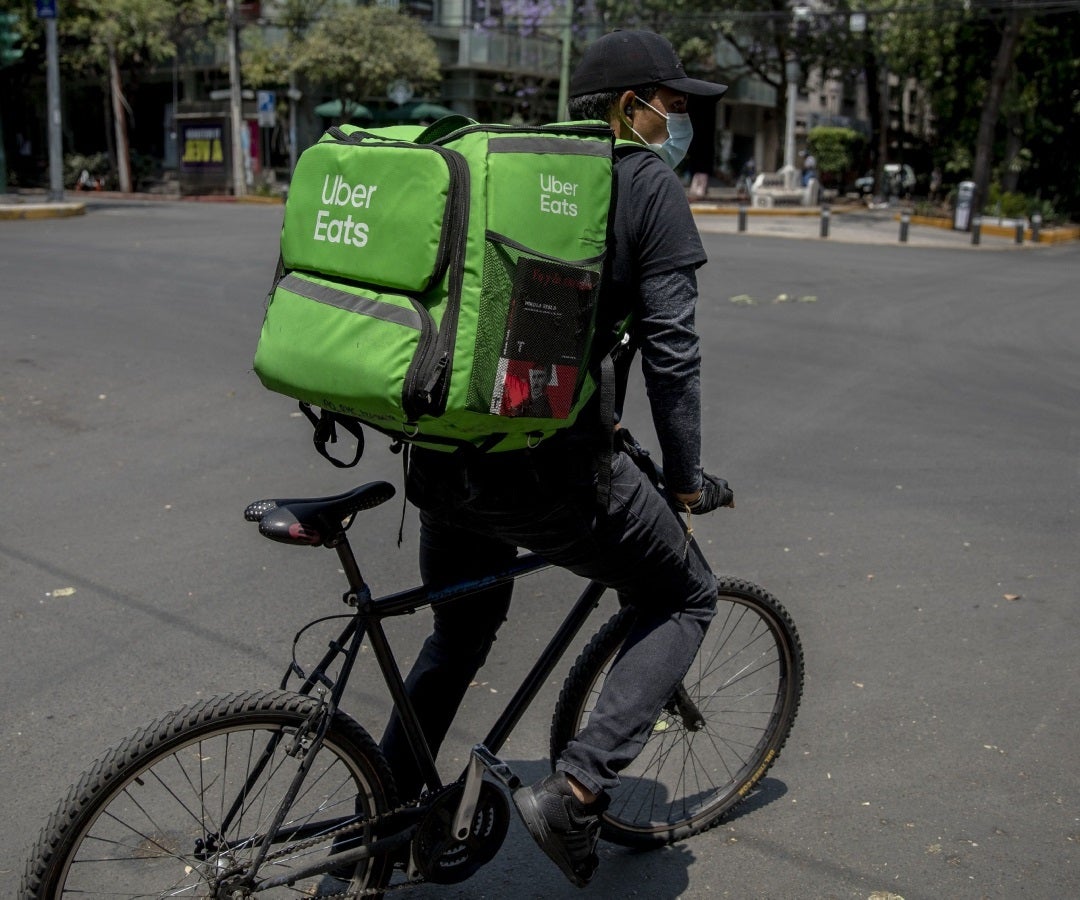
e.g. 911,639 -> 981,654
24,692 -> 394,898
553,583 -> 802,845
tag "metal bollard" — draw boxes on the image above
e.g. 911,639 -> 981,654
737,204 -> 748,233
820,205 -> 830,238
971,216 -> 982,246
1031,212 -> 1042,243
1015,221 -> 1024,244
899,210 -> 910,243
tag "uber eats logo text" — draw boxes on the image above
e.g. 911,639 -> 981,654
539,173 -> 578,216
313,174 -> 379,248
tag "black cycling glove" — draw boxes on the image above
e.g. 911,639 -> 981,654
684,471 -> 734,513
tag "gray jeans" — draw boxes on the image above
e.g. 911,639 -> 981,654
380,445 -> 717,797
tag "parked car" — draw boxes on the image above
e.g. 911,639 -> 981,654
855,163 -> 916,197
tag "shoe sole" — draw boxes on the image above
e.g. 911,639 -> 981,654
512,785 -> 591,888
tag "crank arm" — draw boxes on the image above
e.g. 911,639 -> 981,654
451,744 -> 520,840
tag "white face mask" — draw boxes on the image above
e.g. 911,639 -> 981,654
625,95 -> 694,168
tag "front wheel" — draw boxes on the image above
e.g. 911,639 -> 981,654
21,689 -> 397,898
550,577 -> 803,848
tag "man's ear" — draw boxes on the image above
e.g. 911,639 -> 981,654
612,90 -> 636,137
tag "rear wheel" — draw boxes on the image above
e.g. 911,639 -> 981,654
21,689 -> 396,898
551,577 -> 803,848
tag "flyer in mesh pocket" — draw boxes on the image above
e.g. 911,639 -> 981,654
490,257 -> 598,419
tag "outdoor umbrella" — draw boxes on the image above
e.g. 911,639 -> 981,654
379,101 -> 457,124
314,99 -> 374,121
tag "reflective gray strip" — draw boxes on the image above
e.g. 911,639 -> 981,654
280,273 -> 421,330
488,137 -> 610,158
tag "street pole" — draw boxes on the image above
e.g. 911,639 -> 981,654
226,0 -> 246,197
784,5 -> 810,191
782,58 -> 798,189
288,75 -> 298,175
45,17 -> 62,201
557,1 -> 571,122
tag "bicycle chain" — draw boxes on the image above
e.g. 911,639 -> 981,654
258,797 -> 429,898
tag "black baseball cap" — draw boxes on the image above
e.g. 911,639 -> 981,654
569,30 -> 728,99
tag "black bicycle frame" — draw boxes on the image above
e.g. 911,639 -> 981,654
295,535 -> 610,795
219,530 -> 612,886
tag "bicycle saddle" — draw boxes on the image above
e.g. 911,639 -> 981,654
244,481 -> 396,546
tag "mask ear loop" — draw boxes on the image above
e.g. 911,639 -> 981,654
619,101 -> 664,156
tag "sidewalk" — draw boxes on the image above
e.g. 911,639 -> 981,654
690,201 -> 1078,249
0,194 -> 87,220
3,190 -> 1076,249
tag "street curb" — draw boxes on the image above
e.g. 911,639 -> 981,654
0,201 -> 86,221
690,203 -> 826,217
1,190 -> 286,217
688,202 -> 1079,244
906,213 -> 1080,244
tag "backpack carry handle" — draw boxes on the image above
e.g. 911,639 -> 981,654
299,403 -> 365,468
415,114 -> 477,144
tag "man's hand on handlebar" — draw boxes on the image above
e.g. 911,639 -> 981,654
614,427 -> 733,513
675,471 -> 734,514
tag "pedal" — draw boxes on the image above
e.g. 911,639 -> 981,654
471,744 -> 521,791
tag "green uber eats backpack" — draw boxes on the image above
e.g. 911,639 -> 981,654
254,116 -> 631,465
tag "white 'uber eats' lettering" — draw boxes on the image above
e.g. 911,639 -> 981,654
539,173 -> 578,217
313,174 -> 379,248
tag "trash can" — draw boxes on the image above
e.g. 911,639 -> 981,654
954,180 -> 975,231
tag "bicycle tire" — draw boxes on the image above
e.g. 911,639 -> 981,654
21,689 -> 397,898
550,576 -> 803,848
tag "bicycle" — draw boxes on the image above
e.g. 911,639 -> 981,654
21,476 -> 804,898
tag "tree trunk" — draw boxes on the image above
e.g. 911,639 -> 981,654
1002,111 -> 1022,193
108,42 -> 132,194
971,12 -> 1022,220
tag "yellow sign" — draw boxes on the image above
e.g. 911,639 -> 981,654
182,139 -> 223,164
180,125 -> 225,168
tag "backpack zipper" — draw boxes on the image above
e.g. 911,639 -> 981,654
402,146 -> 469,419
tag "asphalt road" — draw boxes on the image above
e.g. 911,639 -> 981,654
2,199 -> 1078,898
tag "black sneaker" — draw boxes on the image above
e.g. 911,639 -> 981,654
513,772 -> 608,887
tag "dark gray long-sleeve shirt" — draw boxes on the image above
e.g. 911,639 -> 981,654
635,266 -> 703,494
607,150 -> 708,494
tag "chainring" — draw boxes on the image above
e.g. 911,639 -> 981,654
413,781 -> 509,884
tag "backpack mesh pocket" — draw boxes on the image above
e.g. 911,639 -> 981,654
467,236 -> 602,419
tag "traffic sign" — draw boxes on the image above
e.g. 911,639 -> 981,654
35,0 -> 58,20
257,90 -> 276,127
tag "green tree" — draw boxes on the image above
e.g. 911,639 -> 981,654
290,4 -> 441,117
807,125 -> 864,191
241,0 -> 332,88
61,0 -> 217,192
1012,13 -> 1080,219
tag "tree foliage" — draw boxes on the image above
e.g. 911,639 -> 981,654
290,4 -> 441,108
59,0 -> 217,78
241,0 -> 333,88
808,125 -> 864,187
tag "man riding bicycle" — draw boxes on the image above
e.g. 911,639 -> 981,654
380,29 -> 733,886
